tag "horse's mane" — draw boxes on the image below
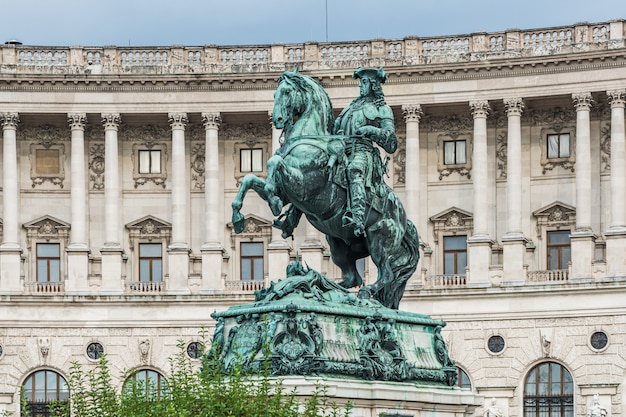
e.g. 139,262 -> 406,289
278,71 -> 334,135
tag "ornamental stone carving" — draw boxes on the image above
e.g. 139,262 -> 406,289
532,201 -> 576,237
139,338 -> 150,364
191,142 -> 205,190
572,92 -> 593,111
67,113 -> 87,129
496,132 -> 507,179
88,143 -> 105,190
0,113 -> 20,128
101,113 -> 121,129
470,100 -> 490,118
600,122 -> 611,171
121,125 -> 169,142
607,89 -> 626,107
125,215 -> 172,247
527,106 -> 574,129
202,112 -> 222,130
430,207 -> 473,244
402,104 -> 423,122
222,122 -> 270,140
504,98 -> 524,116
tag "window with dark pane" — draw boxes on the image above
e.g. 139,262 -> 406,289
138,149 -> 162,174
444,235 -> 467,275
547,133 -> 570,158
443,140 -> 467,165
139,243 -> 162,282
487,335 -> 505,353
187,342 -> 204,359
547,230 -> 571,270
37,243 -> 60,283
241,242 -> 264,281
22,370 -> 70,416
87,342 -> 104,360
240,148 -> 264,172
0,344 -> 3,358
457,367 -> 471,389
524,362 -> 573,417
590,331 -> 608,350
123,369 -> 169,400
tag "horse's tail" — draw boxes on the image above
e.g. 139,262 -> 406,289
384,219 -> 420,309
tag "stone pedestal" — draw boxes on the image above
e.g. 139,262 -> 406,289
281,376 -> 481,417
300,239 -> 325,273
100,247 -> 124,294
201,243 -> 224,293
0,246 -> 22,293
168,246 -> 191,294
604,228 -> 626,278
65,245 -> 89,294
467,236 -> 492,287
502,234 -> 527,286
570,230 -> 596,282
268,240 -> 291,281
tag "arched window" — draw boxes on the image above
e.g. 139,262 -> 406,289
123,369 -> 169,400
524,362 -> 573,417
22,370 -> 70,416
457,367 -> 471,389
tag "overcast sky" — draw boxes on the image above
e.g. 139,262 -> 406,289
1,0 -> 623,47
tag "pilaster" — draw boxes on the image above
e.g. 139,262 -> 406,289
502,98 -> 527,284
168,112 -> 190,294
0,113 -> 22,293
66,113 -> 90,294
604,89 -> 626,278
200,112 -> 224,292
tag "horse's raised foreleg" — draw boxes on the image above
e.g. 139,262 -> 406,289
264,154 -> 286,215
232,174 -> 283,234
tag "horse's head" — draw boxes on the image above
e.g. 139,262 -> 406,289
273,71 -> 306,132
273,70 -> 334,138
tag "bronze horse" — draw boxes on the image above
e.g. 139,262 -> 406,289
231,70 -> 419,309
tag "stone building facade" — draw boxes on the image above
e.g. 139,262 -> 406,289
0,19 -> 625,416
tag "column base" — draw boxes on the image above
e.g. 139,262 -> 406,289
604,228 -> 626,278
168,246 -> 191,295
570,230 -> 596,281
100,246 -> 124,295
301,239 -> 325,273
467,235 -> 493,288
502,234 -> 528,285
268,241 -> 292,281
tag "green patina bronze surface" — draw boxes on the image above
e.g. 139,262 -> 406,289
225,68 -> 456,386
211,260 -> 457,386
231,68 -> 419,310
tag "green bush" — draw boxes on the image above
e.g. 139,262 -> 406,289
22,338 -> 351,417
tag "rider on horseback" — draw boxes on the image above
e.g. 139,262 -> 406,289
334,67 -> 398,237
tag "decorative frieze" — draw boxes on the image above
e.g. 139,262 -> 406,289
25,126 -> 66,188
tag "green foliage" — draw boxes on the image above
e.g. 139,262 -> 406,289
54,338 -> 351,417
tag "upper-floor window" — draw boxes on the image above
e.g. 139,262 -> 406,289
240,148 -> 264,173
22,370 -> 70,416
547,133 -> 570,159
241,242 -> 263,281
524,362 -> 573,417
547,230 -> 571,270
444,235 -> 467,275
443,140 -> 467,165
139,243 -> 162,282
138,149 -> 162,174
37,243 -> 60,282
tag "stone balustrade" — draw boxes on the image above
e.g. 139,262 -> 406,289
0,20 -> 622,75
24,280 -> 64,294
526,269 -> 570,283
125,280 -> 165,293
424,274 -> 467,289
225,279 -> 265,292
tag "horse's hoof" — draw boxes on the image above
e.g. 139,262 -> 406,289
358,287 -> 372,300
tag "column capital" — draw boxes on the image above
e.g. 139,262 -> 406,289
202,112 -> 221,130
168,112 -> 189,128
504,98 -> 525,116
607,89 -> 626,108
572,92 -> 593,111
67,113 -> 87,130
101,113 -> 121,129
402,104 -> 423,122
469,100 -> 490,118
0,113 -> 20,128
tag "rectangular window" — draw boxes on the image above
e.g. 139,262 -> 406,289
37,243 -> 60,282
139,243 -> 162,282
138,150 -> 162,174
547,230 -> 571,270
241,242 -> 263,281
240,148 -> 263,172
35,149 -> 61,175
443,140 -> 466,165
547,133 -> 570,158
443,235 -> 467,275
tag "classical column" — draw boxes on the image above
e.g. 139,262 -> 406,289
200,112 -> 224,292
99,113 -> 124,294
467,101 -> 492,287
402,104 -> 423,232
0,113 -> 22,293
502,98 -> 527,285
66,113 -> 90,294
570,93 -> 596,281
604,89 -> 626,278
267,111 -> 291,281
167,112 -> 190,294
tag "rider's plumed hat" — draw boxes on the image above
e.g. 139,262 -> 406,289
353,67 -> 387,84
